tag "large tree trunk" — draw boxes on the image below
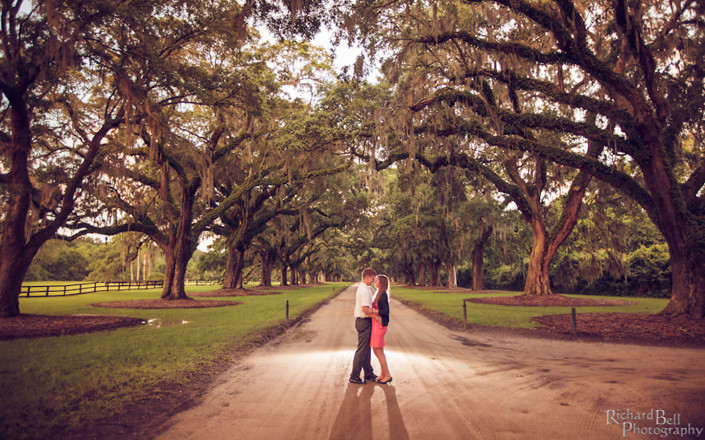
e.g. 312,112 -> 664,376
418,262 -> 427,286
161,189 -> 196,300
0,262 -> 27,317
168,246 -> 191,299
281,264 -> 288,286
523,222 -> 553,296
160,247 -> 177,298
0,243 -> 35,317
640,151 -> 705,319
259,249 -> 276,286
404,266 -> 416,286
523,189 -> 590,297
222,248 -> 246,289
0,100 -> 34,317
446,262 -> 458,288
662,250 -> 705,319
222,242 -> 247,289
472,243 -> 485,291
514,151 -> 596,297
472,227 -> 492,291
430,259 -> 442,286
305,256 -> 312,284
223,210 -> 250,289
290,264 -> 298,285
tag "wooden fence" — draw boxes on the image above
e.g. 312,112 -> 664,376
21,279 -> 220,297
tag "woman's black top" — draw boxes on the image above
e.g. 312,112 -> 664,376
377,292 -> 390,327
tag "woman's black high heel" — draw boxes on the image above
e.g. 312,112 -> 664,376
376,377 -> 393,384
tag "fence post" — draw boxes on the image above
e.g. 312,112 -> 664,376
463,300 -> 467,323
46,286 -> 49,296
286,300 -> 289,320
571,308 -> 577,334
63,285 -> 67,296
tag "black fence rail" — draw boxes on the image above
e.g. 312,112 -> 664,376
21,280 -> 221,297
21,281 -> 163,297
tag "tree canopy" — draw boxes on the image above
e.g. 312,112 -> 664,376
1,0 -> 703,320
342,0 -> 705,317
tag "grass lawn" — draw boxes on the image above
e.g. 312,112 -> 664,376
391,287 -> 669,328
0,282 -> 348,440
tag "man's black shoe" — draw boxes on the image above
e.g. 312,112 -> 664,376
349,377 -> 366,385
364,374 -> 378,381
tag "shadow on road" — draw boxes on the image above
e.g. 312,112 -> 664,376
329,383 -> 409,440
381,384 -> 410,440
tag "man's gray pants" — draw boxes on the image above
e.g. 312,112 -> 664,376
350,317 -> 373,380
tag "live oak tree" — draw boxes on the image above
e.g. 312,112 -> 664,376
65,0 -> 272,299
210,43 -> 345,290
0,0 -> 340,315
243,79 -> 388,285
348,2 -> 607,296
357,111 -> 600,295
0,1 -> 136,317
372,159 -> 500,289
347,0 -> 705,318
454,185 -> 505,291
213,169 -> 336,289
214,185 -> 291,290
259,174 -> 348,286
375,166 -> 454,287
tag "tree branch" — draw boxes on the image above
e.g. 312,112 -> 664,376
410,87 -> 635,155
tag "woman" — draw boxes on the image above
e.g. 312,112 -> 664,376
367,274 -> 392,384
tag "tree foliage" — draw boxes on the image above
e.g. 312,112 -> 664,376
345,0 -> 705,317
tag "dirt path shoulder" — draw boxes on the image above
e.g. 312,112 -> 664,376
155,285 -> 705,440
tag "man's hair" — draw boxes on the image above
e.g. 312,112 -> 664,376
361,268 -> 377,279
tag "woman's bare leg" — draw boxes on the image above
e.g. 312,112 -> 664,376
373,347 -> 391,381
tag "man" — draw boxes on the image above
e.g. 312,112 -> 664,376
350,267 -> 377,384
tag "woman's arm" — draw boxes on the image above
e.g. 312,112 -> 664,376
364,308 -> 382,323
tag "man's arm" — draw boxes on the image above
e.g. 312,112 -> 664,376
363,306 -> 382,323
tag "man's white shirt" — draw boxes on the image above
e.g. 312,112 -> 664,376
354,282 -> 374,318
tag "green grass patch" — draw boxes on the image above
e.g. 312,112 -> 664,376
391,287 -> 668,329
0,282 -> 348,440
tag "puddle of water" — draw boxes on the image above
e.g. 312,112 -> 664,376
146,318 -> 191,328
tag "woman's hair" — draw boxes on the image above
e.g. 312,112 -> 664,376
375,275 -> 389,294
374,275 -> 390,305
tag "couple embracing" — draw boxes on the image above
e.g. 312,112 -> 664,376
349,268 -> 392,385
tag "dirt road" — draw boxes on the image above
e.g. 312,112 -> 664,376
156,285 -> 705,440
